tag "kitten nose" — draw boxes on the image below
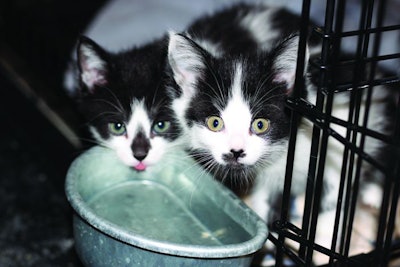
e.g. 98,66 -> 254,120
133,151 -> 147,161
131,132 -> 151,161
222,149 -> 246,163
230,149 -> 245,160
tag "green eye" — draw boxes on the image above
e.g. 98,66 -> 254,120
251,118 -> 270,134
108,122 -> 126,136
206,116 -> 224,132
153,121 -> 171,134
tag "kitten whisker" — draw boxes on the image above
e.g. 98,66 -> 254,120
90,98 -> 125,117
96,85 -> 125,114
251,83 -> 285,111
149,83 -> 173,115
203,59 -> 227,108
77,136 -> 100,146
254,73 -> 273,96
200,79 -> 226,111
251,93 -> 287,116
85,110 -> 123,125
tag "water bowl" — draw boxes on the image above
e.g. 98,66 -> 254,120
65,146 -> 268,266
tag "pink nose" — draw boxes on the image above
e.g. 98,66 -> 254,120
230,135 -> 245,151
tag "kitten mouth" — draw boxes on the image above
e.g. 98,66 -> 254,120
220,158 -> 245,169
226,162 -> 245,169
222,150 -> 246,166
133,162 -> 147,171
222,155 -> 246,167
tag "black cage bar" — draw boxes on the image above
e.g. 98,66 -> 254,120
270,0 -> 400,266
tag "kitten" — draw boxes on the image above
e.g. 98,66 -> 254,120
168,4 -> 320,159
167,31 -> 394,224
74,3 -> 316,172
165,3 -> 322,217
76,36 -> 181,171
168,33 -> 302,218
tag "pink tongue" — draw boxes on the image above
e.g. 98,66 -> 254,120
134,162 -> 147,171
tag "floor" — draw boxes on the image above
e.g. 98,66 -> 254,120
0,1 -> 106,266
0,69 -> 81,267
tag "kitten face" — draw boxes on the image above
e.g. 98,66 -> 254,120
168,33 -> 302,182
77,36 -> 180,171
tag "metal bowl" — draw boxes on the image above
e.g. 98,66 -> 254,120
65,146 -> 268,266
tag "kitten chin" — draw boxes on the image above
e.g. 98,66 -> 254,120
76,36 -> 182,170
189,149 -> 258,197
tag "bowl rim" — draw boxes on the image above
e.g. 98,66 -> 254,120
65,146 -> 269,258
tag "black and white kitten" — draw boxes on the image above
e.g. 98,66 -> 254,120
74,3 -> 314,172
76,36 -> 181,171
168,33 -> 304,220
165,3 -> 321,211
167,31 -> 393,224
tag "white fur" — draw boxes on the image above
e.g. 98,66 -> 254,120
90,100 -> 176,169
190,35 -> 223,58
239,7 -> 280,51
168,32 -> 206,96
254,83 -> 390,251
361,183 -> 383,209
80,45 -> 105,70
79,45 -> 107,90
189,63 -> 268,167
168,32 -> 209,135
166,7 -> 392,256
174,58 -> 389,248
272,35 -> 309,90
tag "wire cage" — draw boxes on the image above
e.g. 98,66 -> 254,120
268,0 -> 400,266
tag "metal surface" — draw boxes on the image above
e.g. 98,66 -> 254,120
65,146 -> 268,266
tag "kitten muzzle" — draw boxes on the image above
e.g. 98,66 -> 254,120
222,149 -> 246,166
131,132 -> 151,162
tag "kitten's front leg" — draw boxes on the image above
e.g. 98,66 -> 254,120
250,181 -> 273,223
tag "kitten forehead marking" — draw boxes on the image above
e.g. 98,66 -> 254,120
240,8 -> 279,51
222,62 -> 252,140
95,99 -> 151,167
127,99 -> 151,137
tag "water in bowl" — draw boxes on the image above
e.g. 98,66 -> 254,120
87,180 -> 251,246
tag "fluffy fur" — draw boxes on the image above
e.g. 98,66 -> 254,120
168,33 -> 305,219
167,5 -> 395,225
76,36 -> 181,171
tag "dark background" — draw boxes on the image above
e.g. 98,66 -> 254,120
0,1 -> 108,266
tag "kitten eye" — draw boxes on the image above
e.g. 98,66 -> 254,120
206,116 -> 224,132
153,120 -> 171,134
108,122 -> 126,136
251,118 -> 270,134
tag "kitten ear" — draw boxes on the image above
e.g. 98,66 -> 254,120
167,32 -> 207,97
77,36 -> 109,93
272,34 -> 309,94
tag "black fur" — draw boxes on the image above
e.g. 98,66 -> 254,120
184,50 -> 292,143
186,3 -> 260,55
186,3 -> 318,55
77,36 -> 181,141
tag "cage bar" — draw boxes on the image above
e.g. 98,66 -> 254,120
271,0 -> 400,266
